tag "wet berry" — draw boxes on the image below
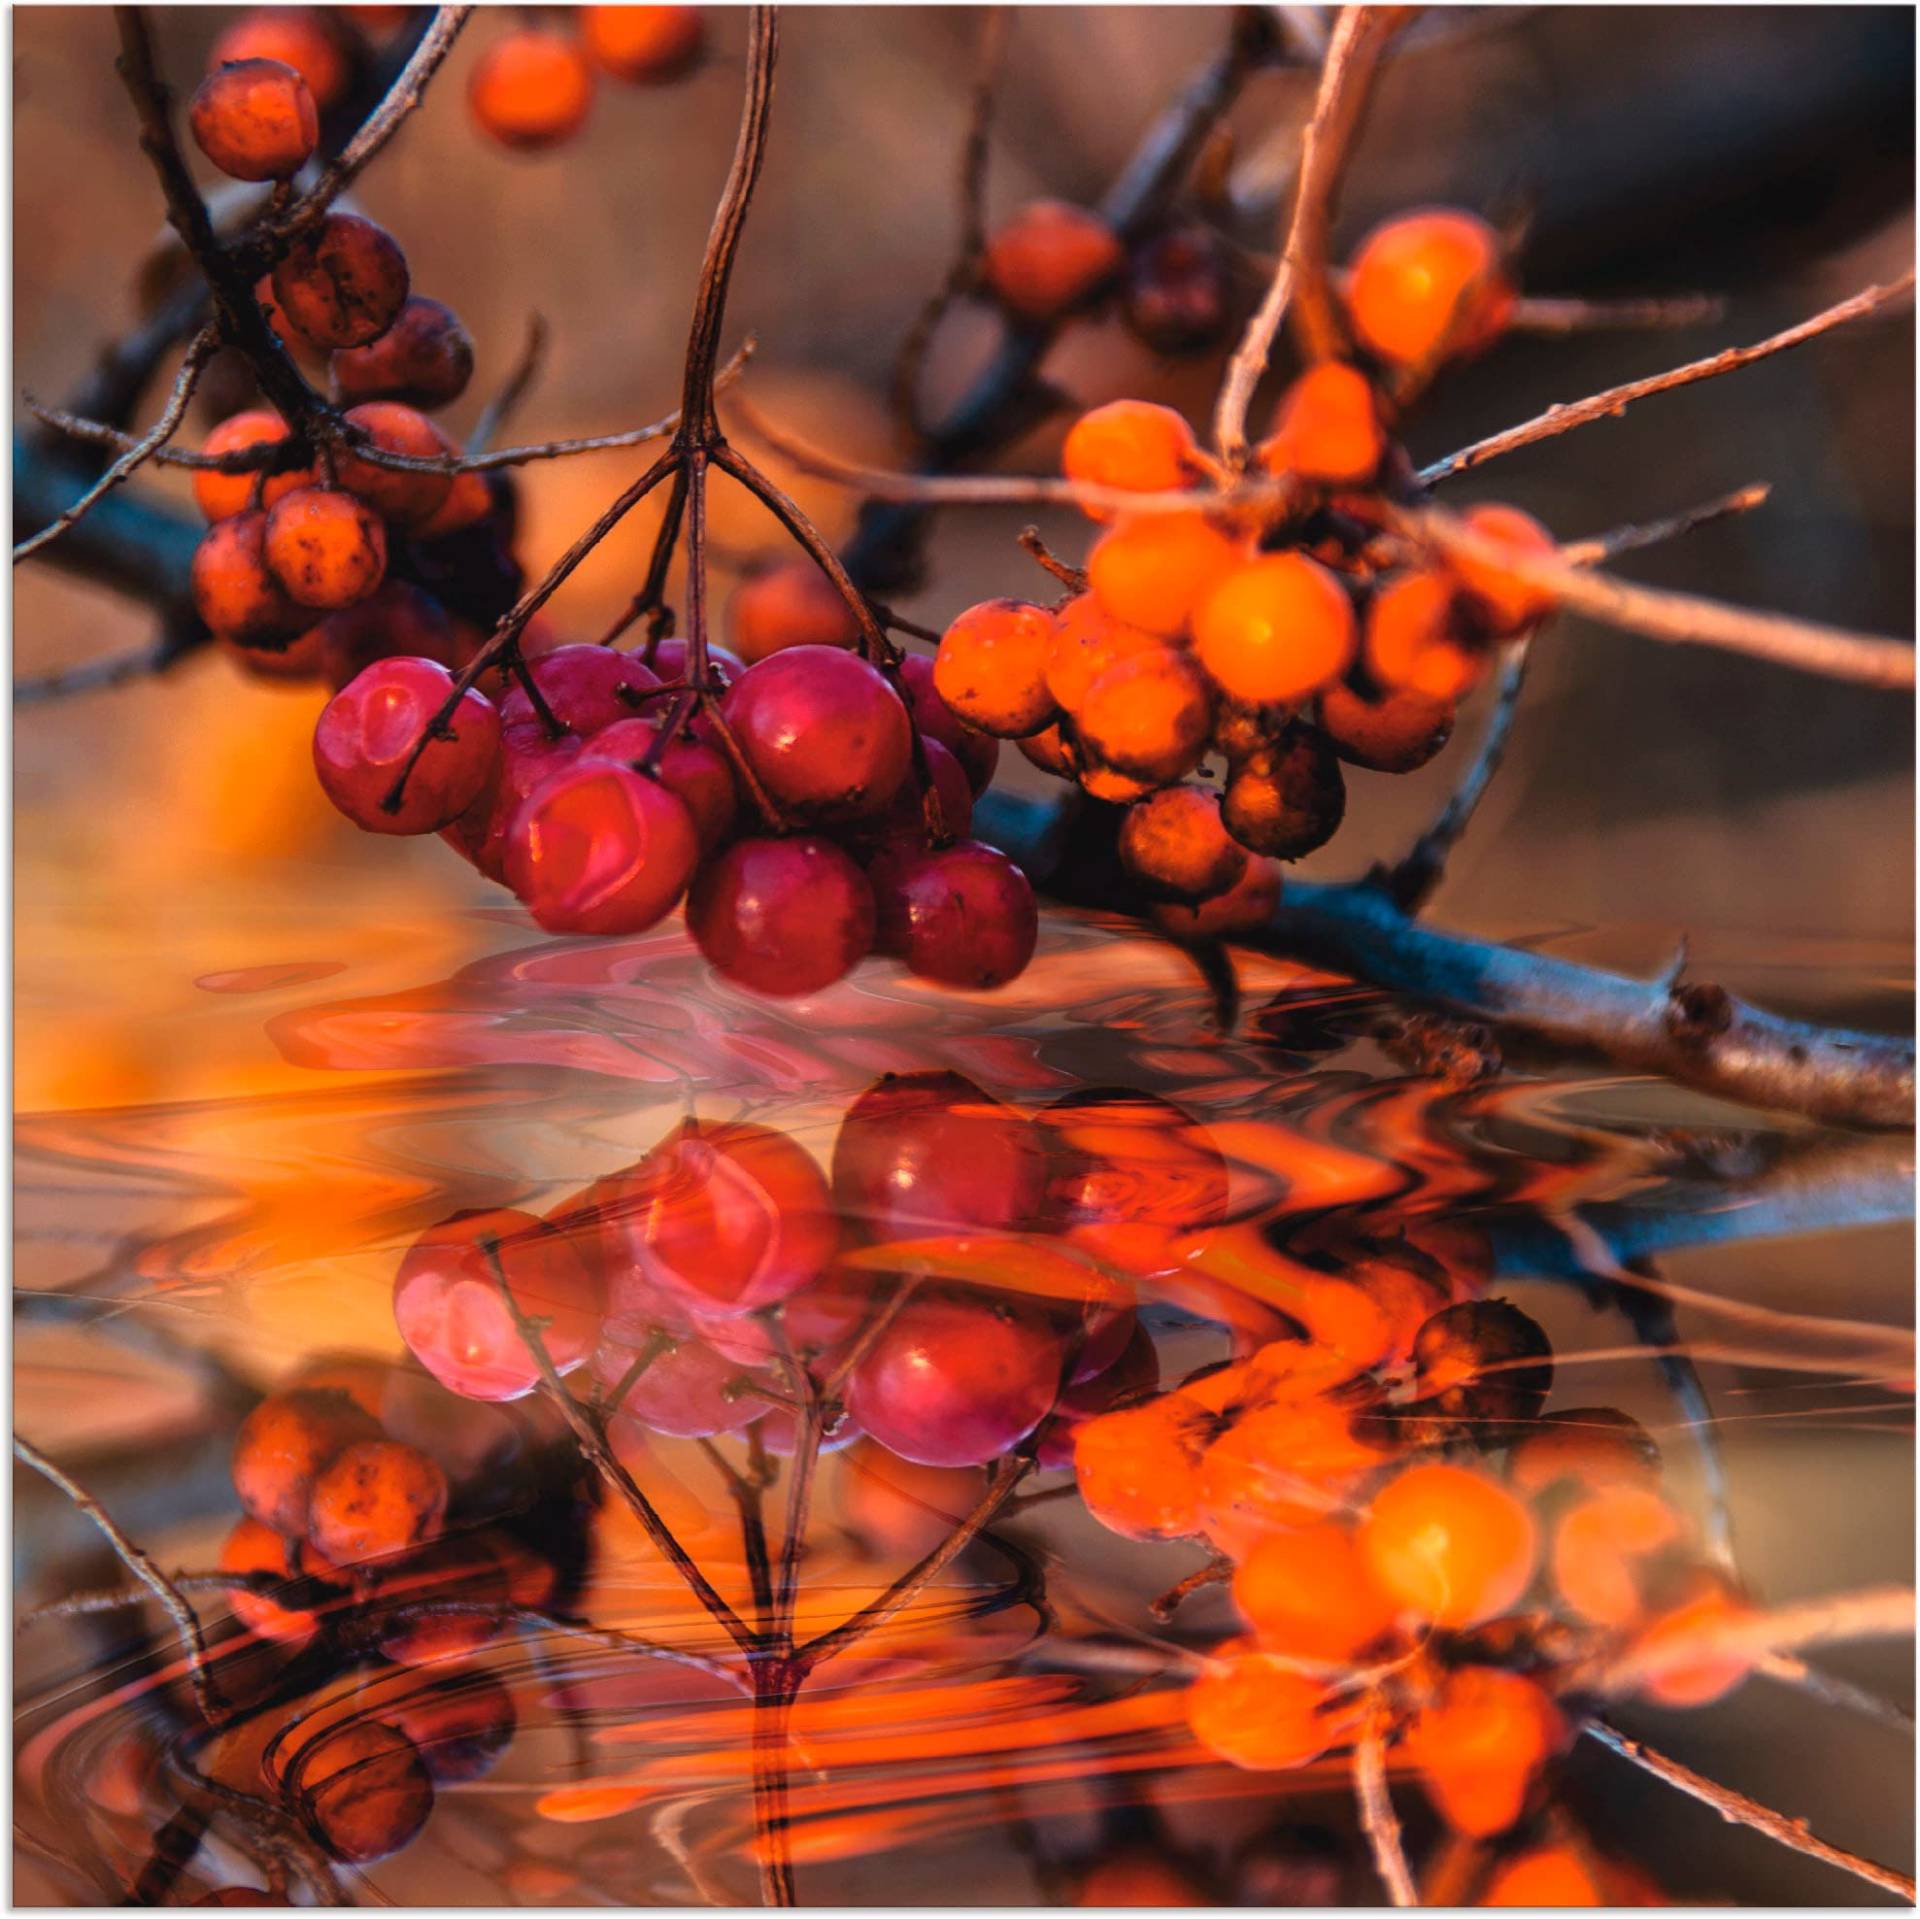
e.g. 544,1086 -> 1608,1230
291,1721 -> 433,1863
687,834 -> 876,996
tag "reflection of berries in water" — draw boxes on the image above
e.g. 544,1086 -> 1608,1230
1073,1395 -> 1213,1541
1036,1317 -> 1159,1468
307,1439 -> 450,1567
1409,1298 -> 1554,1429
221,1517 -> 329,1646
231,1387 -> 382,1539
388,1669 -> 519,1783
1509,1406 -> 1661,1495
290,1720 -> 434,1863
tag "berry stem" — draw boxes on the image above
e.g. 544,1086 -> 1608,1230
1351,1691 -> 1416,1907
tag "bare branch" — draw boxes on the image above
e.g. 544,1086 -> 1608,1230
1419,273 -> 1916,485
1505,290 -> 1727,335
1584,1720 -> 1916,1902
1558,481 -> 1771,567
14,634 -> 196,705
1213,5 -> 1413,464
1353,1694 -> 1416,1907
467,311 -> 550,456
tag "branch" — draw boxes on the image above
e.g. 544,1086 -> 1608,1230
1353,1695 -> 1416,1907
1213,5 -> 1413,464
1395,501 -> 1915,690
1505,290 -> 1727,335
1558,480 -> 1771,567
15,324 -> 217,563
1418,273 -> 1916,485
1584,1721 -> 1916,1902
14,1434 -> 225,1722
467,311 -> 549,456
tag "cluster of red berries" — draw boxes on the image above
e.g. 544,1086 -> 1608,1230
467,6 -> 704,154
937,207 -> 1556,931
1074,1264 -> 1757,1842
217,1363 -> 547,1862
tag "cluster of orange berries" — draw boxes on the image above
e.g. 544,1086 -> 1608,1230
215,1363 -> 552,1862
1074,1280 -> 1756,1852
467,6 -> 703,153
936,207 -> 1556,931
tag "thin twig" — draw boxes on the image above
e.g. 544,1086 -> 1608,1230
1505,290 -> 1727,335
1353,1693 -> 1417,1907
1584,1720 -> 1916,1901
1418,273 -> 1917,485
14,1435 -> 225,1721
1213,5 -> 1413,463
1558,481 -> 1771,567
1757,1653 -> 1916,1735
467,312 -> 549,457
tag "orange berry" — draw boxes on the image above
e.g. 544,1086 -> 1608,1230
1119,784 -> 1247,901
189,58 -> 318,182
272,212 -> 410,349
331,296 -> 474,411
1076,1851 -> 1208,1907
1193,554 -> 1356,705
1509,1408 -> 1660,1498
414,467 -> 494,542
1185,1641 -> 1347,1770
307,1438 -> 449,1566
580,5 -> 704,82
469,29 -> 595,151
1151,854 -> 1281,940
1233,1520 -> 1396,1659
1062,400 -> 1198,520
209,9 -> 350,112
231,1387 -> 381,1538
1220,723 -> 1345,859
221,1517 -> 323,1645
1089,512 -> 1251,640
1074,1395 -> 1213,1541
1403,1667 -> 1564,1837
1044,593 -> 1162,716
191,510 -> 307,648
1258,362 -> 1385,485
727,557 -> 860,662
1552,1485 -> 1686,1628
1317,677 -> 1454,773
1480,1845 -> 1606,1906
1017,722 -> 1078,780
1196,1396 -> 1387,1557
335,400 -> 455,529
982,199 -> 1123,325
1077,644 -> 1214,785
934,598 -> 1058,737
1079,763 -> 1157,805
1364,570 -> 1484,702
1627,1575 -> 1755,1708
1359,1462 -> 1537,1629
1449,504 -> 1557,638
264,486 -> 388,609
193,409 -> 313,523
1346,207 -> 1514,371
290,1721 -> 434,1863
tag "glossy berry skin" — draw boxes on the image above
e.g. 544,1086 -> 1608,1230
1017,723 -> 1077,780
934,598 -> 1058,739
291,1721 -> 434,1864
445,730 -> 582,883
1062,400 -> 1197,519
1452,503 -> 1558,637
501,643 -> 663,739
1044,595 -> 1162,718
272,212 -> 410,349
231,1387 -> 381,1538
1359,1461 -> 1537,1629
1259,362 -> 1385,485
221,1518 -> 326,1646
264,487 -> 387,609
1347,206 -> 1514,370
897,653 -> 1000,793
602,1118 -> 839,1319
721,646 -> 912,822
209,9 -> 350,109
1221,724 -> 1346,859
469,29 -> 595,151
832,1071 -> 1050,1240
334,401 -> 455,529
1193,553 -> 1357,706
871,840 -> 1038,989
332,296 -> 474,410
598,1334 -> 775,1439
1119,785 -> 1247,900
314,656 -> 500,835
725,558 -> 860,661
1185,1643 -> 1345,1771
388,1671 -> 518,1784
1151,855 -> 1280,940
1077,644 -> 1213,785
1317,677 -> 1454,772
307,1439 -> 449,1566
866,735 -> 974,855
192,409 -> 312,522
581,5 -> 704,82
1088,512 -> 1249,639
982,200 -> 1123,325
191,510 -> 304,646
504,761 -> 699,936
687,835 -> 876,996
189,58 -> 317,180
1123,224 -> 1232,355
393,1206 -> 603,1401
642,634 -> 745,686
1234,1521 -> 1397,1661
1364,570 -> 1482,702
319,581 -> 464,688
847,1290 -> 1063,1467
581,718 -> 738,852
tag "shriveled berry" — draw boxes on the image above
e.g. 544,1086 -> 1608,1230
189,58 -> 317,181
191,509 -> 305,646
726,557 -> 860,661
221,1517 -> 326,1646
721,645 -> 912,822
469,28 -> 595,151
314,655 -> 499,834
1193,553 -> 1357,706
1318,677 -> 1455,772
264,486 -> 387,609
982,200 -> 1122,324
232,1387 -> 381,1538
580,4 -> 704,82
1410,1299 -> 1553,1429
1119,784 -> 1247,900
332,296 -> 474,410
1221,724 -> 1345,859
272,212 -> 410,349
687,834 -> 876,996
934,598 -> 1058,738
872,839 -> 1038,989
307,1439 -> 449,1566
1346,207 -> 1514,370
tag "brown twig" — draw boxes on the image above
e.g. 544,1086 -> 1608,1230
1353,1692 -> 1417,1907
467,312 -> 550,456
1557,480 -> 1771,567
1505,290 -> 1727,335
14,1434 -> 226,1722
1213,5 -> 1414,464
1583,1720 -> 1916,1901
1418,272 -> 1917,485
1148,1557 -> 1233,1622
1018,525 -> 1091,593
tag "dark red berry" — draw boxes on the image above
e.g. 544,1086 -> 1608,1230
500,643 -> 663,739
871,839 -> 1037,989
313,656 -> 500,835
686,835 -> 876,996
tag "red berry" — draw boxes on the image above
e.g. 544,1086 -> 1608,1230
501,643 -> 664,738
871,840 -> 1038,989
847,1291 -> 1064,1467
332,296 -> 475,411
271,211 -> 410,350
387,1670 -> 517,1784
189,57 -> 318,182
598,1334 -> 775,1439
314,655 -> 500,835
503,760 -> 699,936
897,653 -> 1000,794
1123,224 -> 1231,355
1035,1318 -> 1161,1468
686,834 -> 876,996
866,736 -> 974,856
208,9 -> 350,111
393,1207 -> 602,1400
581,5 -> 704,83
720,645 -> 912,822
444,730 -> 582,883
982,200 -> 1123,324
832,1070 -> 1050,1240
581,718 -> 739,852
